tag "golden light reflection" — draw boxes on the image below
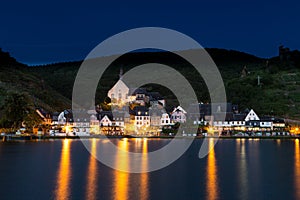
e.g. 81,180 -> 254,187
295,139 -> 300,198
140,139 -> 149,200
206,139 -> 219,200
54,139 -> 72,200
237,139 -> 248,199
85,139 -> 98,200
113,139 -> 129,200
276,139 -> 281,146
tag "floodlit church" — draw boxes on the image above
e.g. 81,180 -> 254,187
107,69 -> 129,106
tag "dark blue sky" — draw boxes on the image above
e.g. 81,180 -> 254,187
1,0 -> 299,65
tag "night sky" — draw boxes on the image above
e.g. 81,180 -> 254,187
1,0 -> 299,65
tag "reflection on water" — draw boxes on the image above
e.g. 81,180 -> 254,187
236,139 -> 248,199
140,139 -> 149,200
112,138 -> 149,200
295,139 -> 300,198
2,138 -> 300,200
206,139 -> 219,200
113,138 -> 129,200
85,139 -> 98,200
54,139 -> 72,200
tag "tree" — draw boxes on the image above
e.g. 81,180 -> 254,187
0,92 -> 41,132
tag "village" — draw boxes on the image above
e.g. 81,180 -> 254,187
28,69 -> 292,138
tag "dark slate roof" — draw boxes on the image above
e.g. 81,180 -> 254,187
63,109 -> 73,122
260,116 -> 274,122
158,101 -> 164,106
112,111 -> 125,121
148,92 -> 163,101
272,118 -> 285,123
99,111 -> 113,121
233,113 -> 246,121
260,116 -> 285,123
133,106 -> 149,116
52,112 -> 59,121
129,88 -> 148,95
213,113 -> 234,121
189,103 -> 240,120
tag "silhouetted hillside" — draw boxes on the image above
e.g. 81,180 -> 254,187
0,49 -> 71,112
1,47 -> 300,119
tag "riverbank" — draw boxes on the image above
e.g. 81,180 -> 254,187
1,134 -> 300,141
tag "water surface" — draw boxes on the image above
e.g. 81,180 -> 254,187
0,138 -> 299,200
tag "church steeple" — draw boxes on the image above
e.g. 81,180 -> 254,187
119,66 -> 123,80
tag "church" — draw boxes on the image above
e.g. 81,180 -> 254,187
107,68 -> 130,106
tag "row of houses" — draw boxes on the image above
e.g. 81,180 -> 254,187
45,105 -> 179,136
36,102 -> 286,136
189,103 -> 286,134
33,69 -> 287,136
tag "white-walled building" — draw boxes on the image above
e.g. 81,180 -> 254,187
134,106 -> 150,128
108,79 -> 129,106
171,106 -> 187,123
161,113 -> 172,126
244,109 -> 260,121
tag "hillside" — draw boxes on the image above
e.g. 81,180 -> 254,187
0,49 -> 71,113
28,48 -> 264,111
1,47 -> 300,119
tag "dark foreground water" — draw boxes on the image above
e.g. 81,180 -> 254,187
0,138 -> 299,200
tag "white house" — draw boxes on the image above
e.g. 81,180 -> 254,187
72,119 -> 90,136
244,109 -> 260,121
134,106 -> 150,128
100,115 -> 112,126
161,113 -> 172,126
171,106 -> 187,123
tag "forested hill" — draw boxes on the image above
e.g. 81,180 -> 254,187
1,47 -> 300,119
0,49 -> 71,113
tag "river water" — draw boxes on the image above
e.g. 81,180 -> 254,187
0,138 -> 299,200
